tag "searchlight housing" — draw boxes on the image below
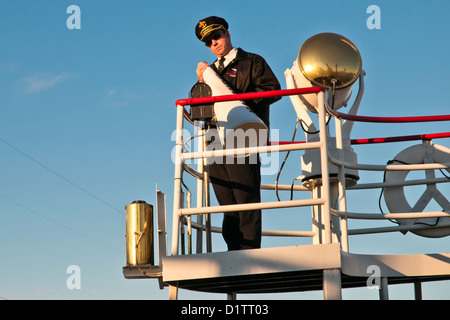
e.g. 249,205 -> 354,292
292,32 -> 362,113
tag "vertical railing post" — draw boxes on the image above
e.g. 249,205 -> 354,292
203,139 -> 212,253
169,104 -> 185,300
379,277 -> 389,300
335,117 -> 349,252
318,91 -> 342,300
171,104 -> 185,256
196,124 -> 204,254
317,91 -> 332,244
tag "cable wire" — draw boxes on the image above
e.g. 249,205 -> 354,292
0,193 -> 123,255
275,118 -> 300,201
0,137 -> 124,216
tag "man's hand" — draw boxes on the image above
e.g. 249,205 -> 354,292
196,62 -> 209,83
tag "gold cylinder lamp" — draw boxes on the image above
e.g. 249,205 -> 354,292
125,201 -> 154,266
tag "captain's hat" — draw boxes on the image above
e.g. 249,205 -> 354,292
195,16 -> 228,42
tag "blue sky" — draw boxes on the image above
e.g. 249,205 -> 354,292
0,0 -> 449,300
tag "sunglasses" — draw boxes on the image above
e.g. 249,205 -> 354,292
205,33 -> 223,47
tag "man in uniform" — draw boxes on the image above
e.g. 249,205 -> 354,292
195,16 -> 281,250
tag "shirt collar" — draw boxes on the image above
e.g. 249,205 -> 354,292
215,47 -> 237,69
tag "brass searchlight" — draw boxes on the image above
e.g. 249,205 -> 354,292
297,32 -> 362,89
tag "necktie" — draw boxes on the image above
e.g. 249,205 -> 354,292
218,57 -> 225,73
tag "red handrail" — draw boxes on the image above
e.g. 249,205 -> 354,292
175,85 -> 450,144
178,85 -> 450,123
351,132 -> 450,145
175,86 -> 324,106
270,132 -> 450,146
326,104 -> 450,123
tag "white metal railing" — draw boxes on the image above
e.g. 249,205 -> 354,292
171,86 -> 450,259
329,103 -> 450,252
166,85 -> 450,301
171,89 -> 332,258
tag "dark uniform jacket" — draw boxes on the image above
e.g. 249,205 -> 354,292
210,48 -> 281,129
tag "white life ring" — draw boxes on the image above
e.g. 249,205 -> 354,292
383,143 -> 450,238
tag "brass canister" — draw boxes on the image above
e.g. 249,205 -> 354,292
125,201 -> 154,266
